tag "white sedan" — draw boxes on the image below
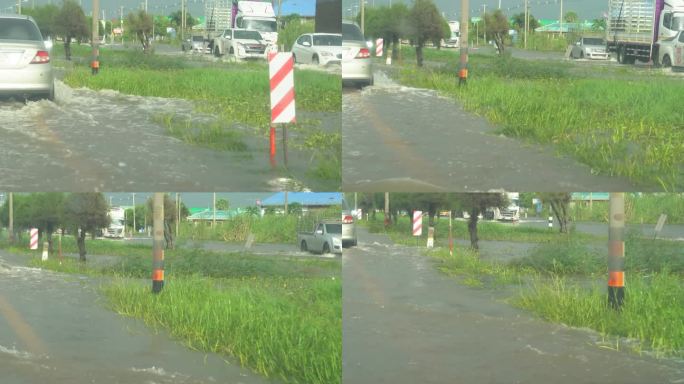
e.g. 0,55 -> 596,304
291,33 -> 342,66
671,30 -> 684,71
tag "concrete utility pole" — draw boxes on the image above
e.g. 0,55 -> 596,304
277,0 -> 282,34
91,0 -> 100,75
284,191 -> 288,215
8,193 -> 13,244
608,193 -> 625,310
482,4 -> 487,44
459,0 -> 469,86
152,193 -> 165,294
524,0 -> 528,49
360,0 -> 365,35
17,0 -> 21,14
212,192 -> 216,227
120,6 -> 124,44
559,0 -> 563,36
181,0 -> 186,41
132,193 -> 136,236
384,192 -> 390,226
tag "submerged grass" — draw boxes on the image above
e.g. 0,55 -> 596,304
394,55 -> 684,189
103,275 -> 341,384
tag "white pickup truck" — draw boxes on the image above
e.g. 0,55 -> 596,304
211,28 -> 272,60
297,221 -> 343,255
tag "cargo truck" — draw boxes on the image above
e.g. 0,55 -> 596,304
607,0 -> 684,66
103,207 -> 125,239
208,0 -> 277,56
444,21 -> 460,48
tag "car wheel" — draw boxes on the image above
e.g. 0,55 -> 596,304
322,243 -> 330,254
580,51 -> 584,59
312,55 -> 319,65
214,46 -> 221,57
300,241 -> 308,252
663,55 -> 672,68
46,85 -> 55,101
292,53 -> 297,63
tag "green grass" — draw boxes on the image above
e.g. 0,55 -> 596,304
393,55 -> 684,189
514,273 -> 684,358
428,247 -> 526,288
570,194 -> 684,224
103,274 -> 340,384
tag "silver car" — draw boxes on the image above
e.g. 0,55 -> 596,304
342,21 -> 373,87
570,37 -> 609,60
0,15 -> 54,100
291,33 -> 342,66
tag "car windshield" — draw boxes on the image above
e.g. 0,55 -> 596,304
243,19 -> 277,33
673,16 -> 684,31
313,34 -> 342,46
583,38 -> 605,45
343,23 -> 364,41
234,30 -> 263,40
192,36 -> 204,42
325,224 -> 342,234
0,19 -> 43,41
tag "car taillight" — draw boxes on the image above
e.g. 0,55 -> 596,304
355,48 -> 370,59
30,50 -> 50,64
342,215 -> 354,224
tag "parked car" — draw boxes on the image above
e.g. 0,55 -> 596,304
660,30 -> 684,70
570,37 -> 609,60
212,28 -> 271,61
342,199 -> 357,247
342,21 -> 373,87
291,33 -> 342,66
0,15 -> 54,101
297,220 -> 343,255
182,35 -> 207,53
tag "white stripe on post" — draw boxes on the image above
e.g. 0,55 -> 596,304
29,228 -> 39,250
412,211 -> 422,236
268,52 -> 296,124
376,38 -> 383,57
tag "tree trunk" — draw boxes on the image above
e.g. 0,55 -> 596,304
468,209 -> 479,250
64,36 -> 72,61
164,220 -> 174,250
77,229 -> 87,262
392,37 -> 400,61
47,231 -> 54,256
416,44 -> 424,67
550,201 -> 568,234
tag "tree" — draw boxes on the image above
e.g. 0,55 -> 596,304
591,18 -> 606,32
28,193 -> 65,255
23,5 -> 59,38
54,0 -> 89,60
564,11 -> 579,24
288,202 -> 303,215
216,198 -> 229,210
169,10 -> 197,30
511,12 -> 540,31
146,194 -> 178,249
540,193 -> 572,234
484,10 -> 510,55
127,10 -> 153,52
456,193 -> 507,250
63,193 -> 109,262
409,0 -> 447,67
244,206 -> 260,217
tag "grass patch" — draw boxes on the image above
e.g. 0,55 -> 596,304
102,274 -> 340,384
393,55 -> 684,189
514,273 -> 684,358
570,194 -> 684,224
428,247 -> 525,288
152,114 -> 249,151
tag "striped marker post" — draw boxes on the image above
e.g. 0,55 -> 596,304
375,38 -> 383,57
427,227 -> 435,248
412,211 -> 422,236
29,228 -> 38,250
268,52 -> 296,166
608,193 -> 625,310
548,216 -> 553,228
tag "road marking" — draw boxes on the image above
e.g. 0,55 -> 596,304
0,294 -> 49,355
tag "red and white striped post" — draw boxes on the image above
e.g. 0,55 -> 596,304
375,38 -> 383,57
412,211 -> 422,236
29,228 -> 39,250
268,52 -> 296,166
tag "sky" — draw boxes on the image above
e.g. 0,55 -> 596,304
342,0 -> 607,21
103,192 -> 273,209
0,0 -> 315,24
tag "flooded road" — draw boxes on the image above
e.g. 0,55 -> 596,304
0,81 -> 337,191
342,70 -> 650,192
343,228 -> 684,383
0,250 -> 278,384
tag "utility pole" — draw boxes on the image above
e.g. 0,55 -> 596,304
132,193 -> 136,236
176,194 -> 180,238
384,192 -> 390,226
524,0 -> 528,49
212,192 -> 216,228
91,0 -> 100,75
360,0 -> 365,35
284,191 -> 288,215
482,4 -> 487,45
152,193 -> 165,294
17,0 -> 21,14
277,0 -> 282,34
608,193 -> 625,310
8,193 -> 13,244
458,0 -> 469,86
120,6 -> 124,44
559,0 -> 563,36
498,0 -> 501,9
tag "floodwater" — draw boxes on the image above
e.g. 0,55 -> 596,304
0,250 -> 279,384
0,81 -> 339,191
343,228 -> 684,383
342,69 -> 651,192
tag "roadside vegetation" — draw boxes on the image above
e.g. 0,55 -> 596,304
393,54 -> 684,189
569,194 -> 684,224
59,45 -> 341,183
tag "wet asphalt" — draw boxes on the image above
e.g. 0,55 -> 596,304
343,228 -> 684,384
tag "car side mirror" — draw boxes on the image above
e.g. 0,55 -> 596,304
302,41 -> 311,47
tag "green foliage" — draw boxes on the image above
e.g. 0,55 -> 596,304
278,19 -> 314,51
429,247 -> 523,287
484,10 -> 511,54
510,239 -> 604,276
564,11 -> 579,23
22,4 -> 60,38
570,194 -> 684,224
126,10 -> 153,51
511,12 -> 540,31
54,0 -> 88,59
63,193 -> 110,234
